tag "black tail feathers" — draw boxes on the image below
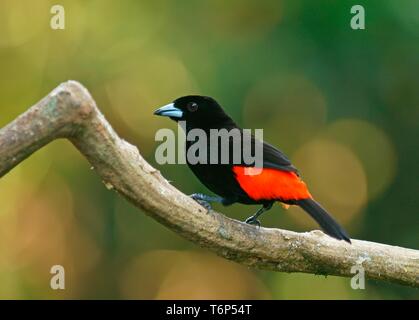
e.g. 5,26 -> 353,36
297,198 -> 351,243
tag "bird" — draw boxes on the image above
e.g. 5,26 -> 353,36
154,95 -> 351,243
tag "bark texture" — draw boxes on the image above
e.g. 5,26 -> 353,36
0,81 -> 418,288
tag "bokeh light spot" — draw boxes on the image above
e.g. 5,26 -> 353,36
243,74 -> 328,153
105,51 -> 199,156
120,250 -> 270,299
321,119 -> 397,200
0,0 -> 49,48
288,139 -> 367,228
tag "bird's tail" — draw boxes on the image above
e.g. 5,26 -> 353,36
296,198 -> 351,243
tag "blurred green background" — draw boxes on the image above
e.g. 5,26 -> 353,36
0,0 -> 418,299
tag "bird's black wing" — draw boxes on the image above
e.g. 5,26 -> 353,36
261,140 -> 299,174
225,129 -> 299,174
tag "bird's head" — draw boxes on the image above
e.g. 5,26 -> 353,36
154,95 -> 235,128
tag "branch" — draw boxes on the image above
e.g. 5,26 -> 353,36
0,81 -> 418,288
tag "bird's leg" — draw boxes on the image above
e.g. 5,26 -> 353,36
244,202 -> 274,227
190,193 -> 225,211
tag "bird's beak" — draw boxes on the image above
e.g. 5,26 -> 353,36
154,103 -> 183,119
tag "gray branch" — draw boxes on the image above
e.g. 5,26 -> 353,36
0,81 -> 418,288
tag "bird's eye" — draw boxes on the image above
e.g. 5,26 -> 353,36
187,102 -> 198,112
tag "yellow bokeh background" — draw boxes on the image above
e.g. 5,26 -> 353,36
0,0 -> 417,299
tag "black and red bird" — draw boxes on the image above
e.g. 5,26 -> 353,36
154,96 -> 351,243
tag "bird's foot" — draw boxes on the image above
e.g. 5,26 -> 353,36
244,216 -> 261,228
195,199 -> 213,211
190,194 -> 213,211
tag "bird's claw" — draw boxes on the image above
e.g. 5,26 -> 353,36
196,199 -> 212,211
245,216 -> 261,228
190,194 -> 212,211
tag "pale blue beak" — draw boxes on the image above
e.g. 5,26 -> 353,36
154,103 -> 183,119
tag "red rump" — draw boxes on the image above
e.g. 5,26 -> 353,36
232,166 -> 312,201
